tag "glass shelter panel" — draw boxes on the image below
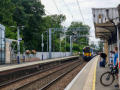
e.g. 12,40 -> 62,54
0,24 -> 5,64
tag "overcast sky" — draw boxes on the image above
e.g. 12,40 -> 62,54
41,0 -> 120,44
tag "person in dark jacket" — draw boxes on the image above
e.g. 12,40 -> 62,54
99,53 -> 107,67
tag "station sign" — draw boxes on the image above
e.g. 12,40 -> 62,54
18,38 -> 22,41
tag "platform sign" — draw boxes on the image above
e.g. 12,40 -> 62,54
18,38 -> 22,41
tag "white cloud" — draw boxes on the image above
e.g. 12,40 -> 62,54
41,0 -> 120,44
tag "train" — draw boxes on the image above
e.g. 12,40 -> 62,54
83,46 -> 96,61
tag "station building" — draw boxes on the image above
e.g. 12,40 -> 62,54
92,4 -> 120,85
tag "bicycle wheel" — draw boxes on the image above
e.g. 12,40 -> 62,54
100,71 -> 115,86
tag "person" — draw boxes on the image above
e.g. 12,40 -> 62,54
113,47 -> 118,67
99,52 -> 107,67
109,51 -> 115,65
113,47 -> 119,88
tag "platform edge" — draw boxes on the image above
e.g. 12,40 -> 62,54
92,58 -> 98,90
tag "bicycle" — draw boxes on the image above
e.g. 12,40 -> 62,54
100,64 -> 118,86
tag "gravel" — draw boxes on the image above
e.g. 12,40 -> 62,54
47,59 -> 87,90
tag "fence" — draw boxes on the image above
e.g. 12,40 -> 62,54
10,52 -> 71,63
36,52 -> 71,60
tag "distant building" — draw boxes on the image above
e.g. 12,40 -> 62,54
0,24 -> 5,64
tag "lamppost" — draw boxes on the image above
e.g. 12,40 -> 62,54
59,34 -> 61,52
41,33 -> 44,60
70,36 -> 73,56
10,26 -> 24,64
39,30 -> 49,60
64,32 -> 67,56
46,31 -> 49,52
49,28 -> 52,59
17,27 -> 20,64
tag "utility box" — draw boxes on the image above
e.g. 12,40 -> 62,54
0,24 -> 5,64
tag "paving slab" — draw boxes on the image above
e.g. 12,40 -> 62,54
65,56 -> 99,90
96,62 -> 120,90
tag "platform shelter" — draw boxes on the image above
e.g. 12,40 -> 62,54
92,5 -> 120,86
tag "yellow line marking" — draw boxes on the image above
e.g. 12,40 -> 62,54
92,59 -> 97,90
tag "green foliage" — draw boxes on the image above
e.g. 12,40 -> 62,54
43,14 -> 66,29
0,0 -> 90,53
66,21 -> 90,52
0,0 -> 67,52
72,43 -> 80,52
0,0 -> 15,26
5,27 -> 17,39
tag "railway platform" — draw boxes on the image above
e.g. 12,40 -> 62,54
0,56 -> 79,75
65,55 -> 119,90
95,61 -> 119,90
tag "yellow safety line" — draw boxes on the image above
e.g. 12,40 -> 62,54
92,60 -> 97,90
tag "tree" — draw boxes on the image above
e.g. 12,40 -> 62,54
0,0 -> 15,26
0,0 -> 90,53
42,14 -> 66,52
67,21 -> 90,52
0,0 -> 18,41
0,0 -> 67,52
42,14 -> 66,29
11,0 -> 45,51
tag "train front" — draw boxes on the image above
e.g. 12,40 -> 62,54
83,47 -> 93,61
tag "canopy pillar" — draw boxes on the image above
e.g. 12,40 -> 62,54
104,40 -> 109,63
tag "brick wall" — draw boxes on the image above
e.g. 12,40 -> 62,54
5,42 -> 10,64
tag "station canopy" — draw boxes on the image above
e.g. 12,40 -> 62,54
92,6 -> 120,44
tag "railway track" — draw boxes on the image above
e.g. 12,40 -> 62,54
17,60 -> 84,90
0,59 -> 81,90
0,60 -> 69,85
40,61 -> 84,90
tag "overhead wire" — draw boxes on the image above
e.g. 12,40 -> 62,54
76,0 -> 85,24
52,0 -> 61,14
51,0 -> 68,26
62,0 -> 74,20
47,0 -> 64,51
45,9 -> 66,27
46,0 -> 75,26
45,10 -> 52,15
